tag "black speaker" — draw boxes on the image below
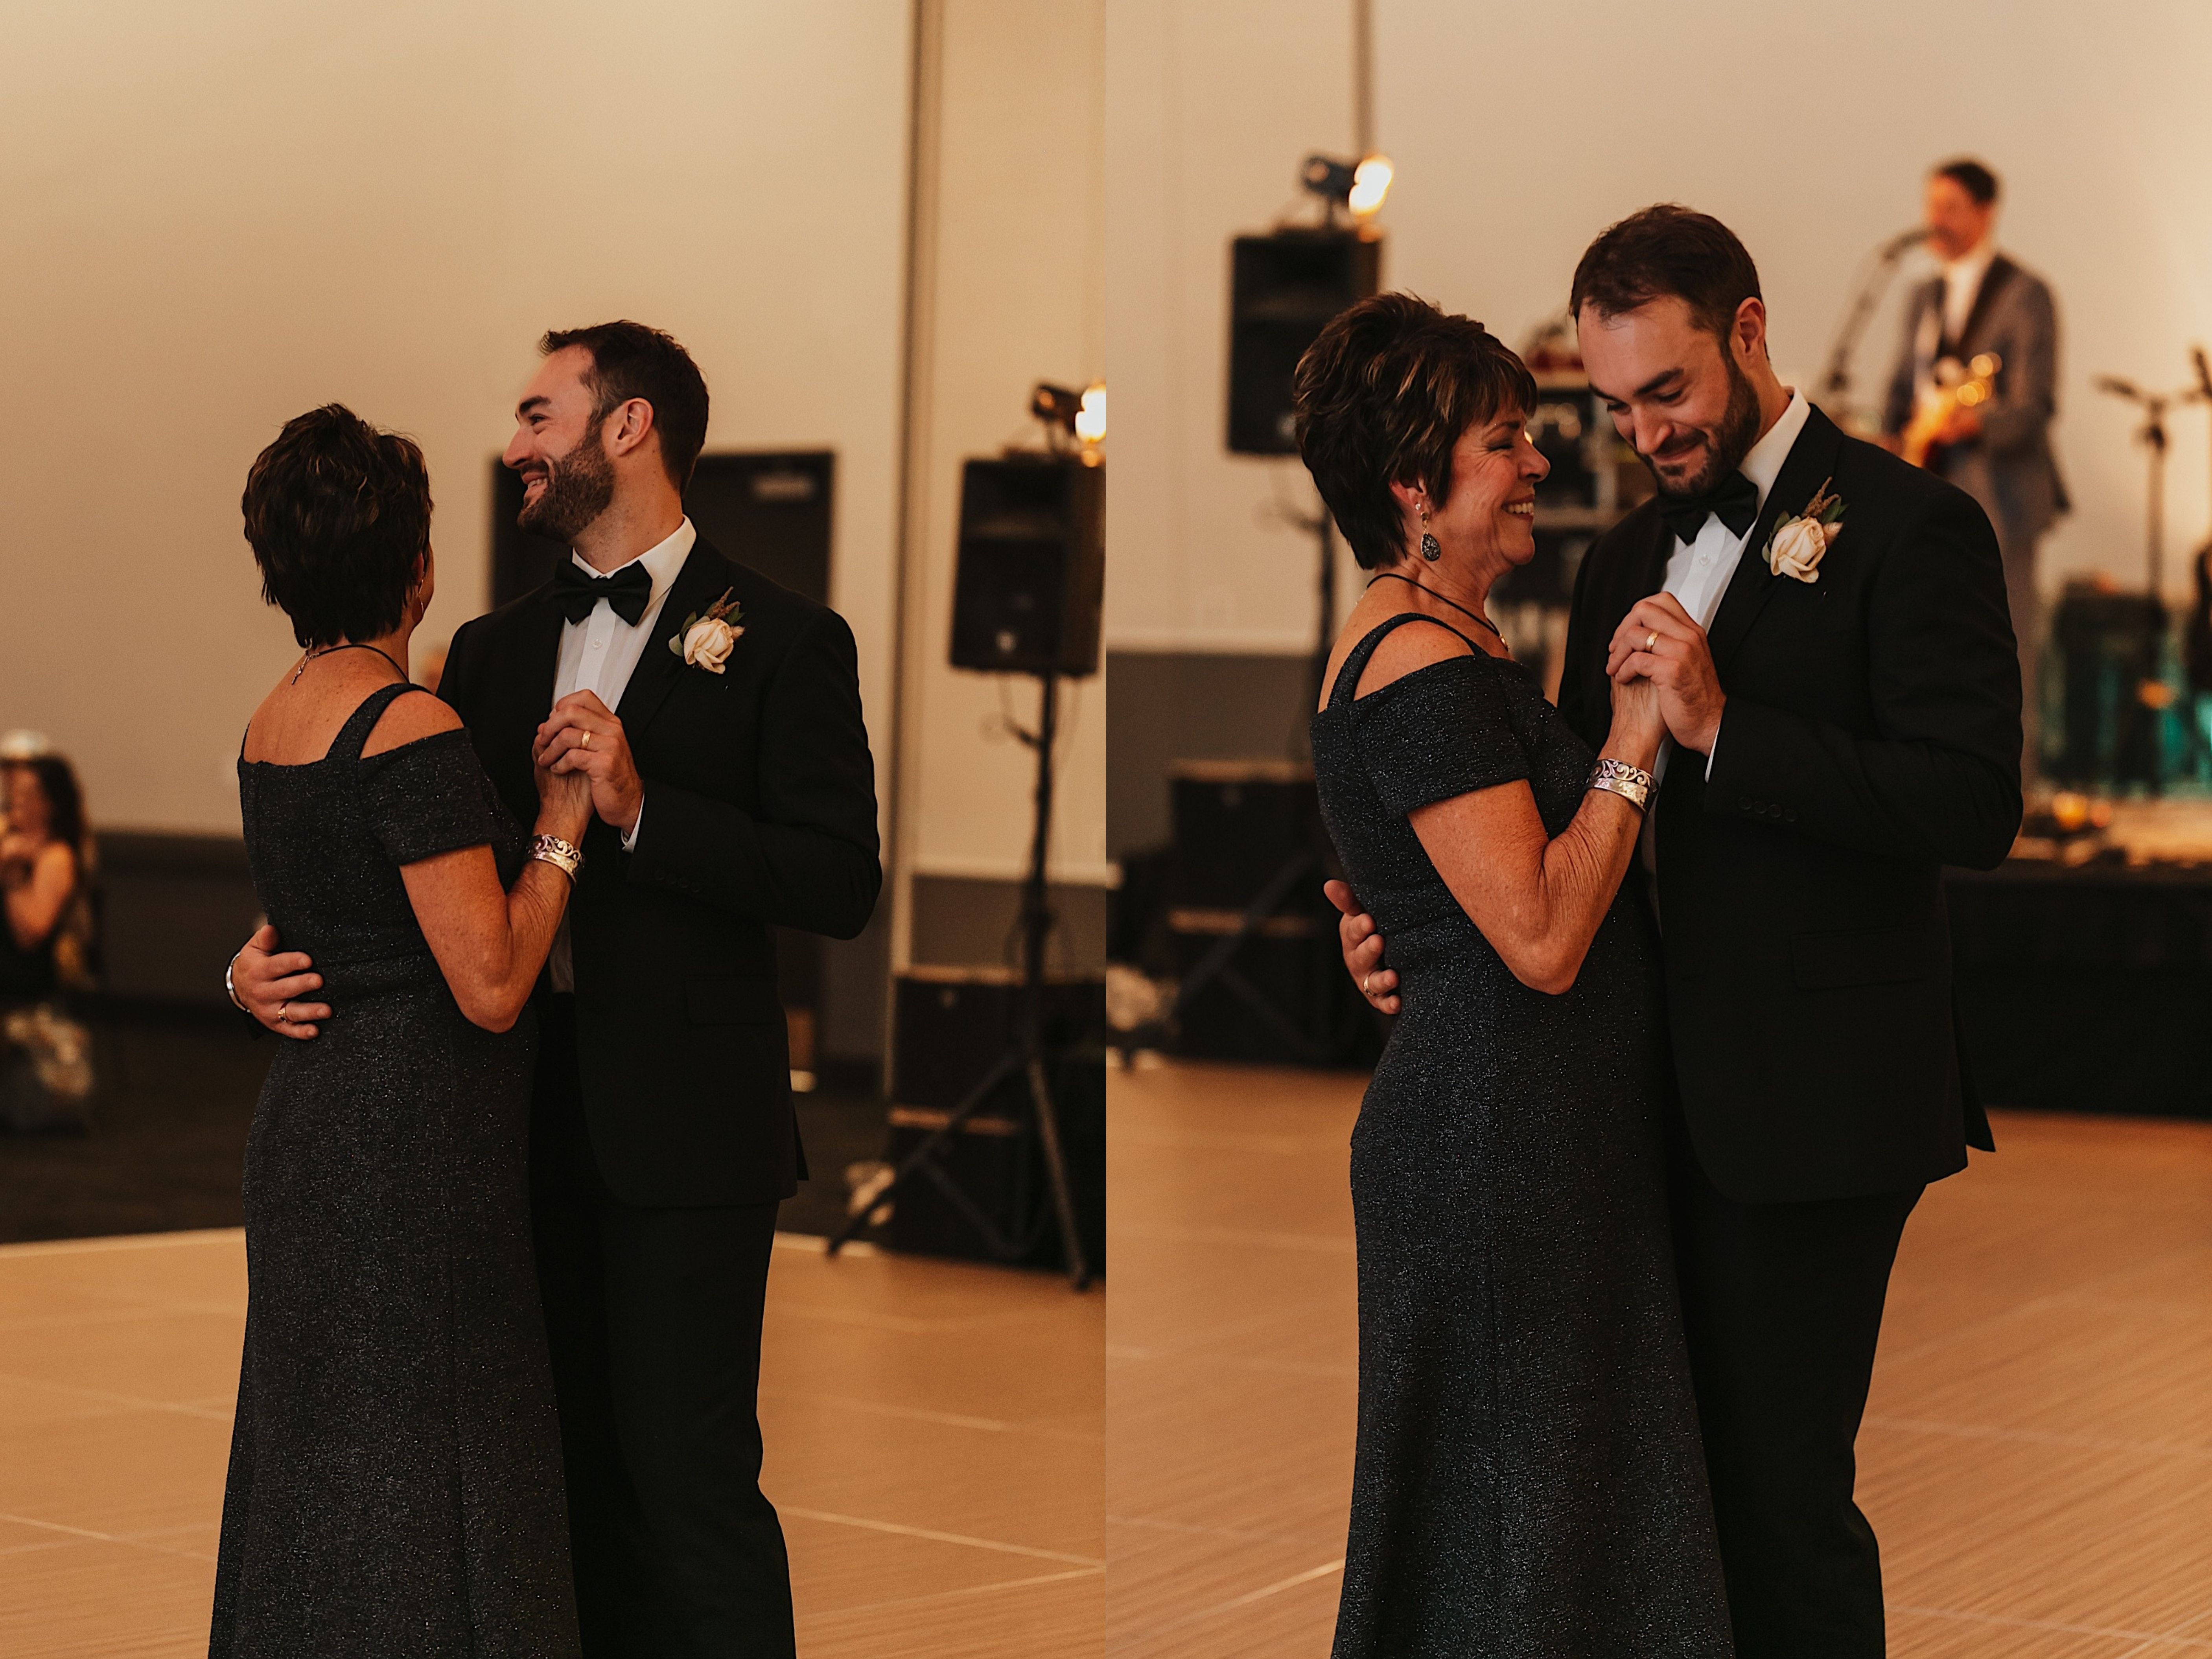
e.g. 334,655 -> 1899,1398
1227,228 -> 1383,455
949,454 -> 1105,678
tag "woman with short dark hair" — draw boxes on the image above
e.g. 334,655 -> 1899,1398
1300,294 -> 1730,1654
211,403 -> 588,1654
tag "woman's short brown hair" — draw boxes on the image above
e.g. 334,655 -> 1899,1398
242,404 -> 432,649
1293,293 -> 1537,569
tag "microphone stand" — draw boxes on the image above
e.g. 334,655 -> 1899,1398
1818,230 -> 1924,425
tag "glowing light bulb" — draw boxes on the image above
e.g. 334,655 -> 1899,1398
1075,382 -> 1107,444
1348,154 -> 1393,217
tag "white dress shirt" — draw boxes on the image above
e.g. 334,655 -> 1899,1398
547,516 -> 696,989
1940,241 -> 1997,348
1640,390 -> 1811,874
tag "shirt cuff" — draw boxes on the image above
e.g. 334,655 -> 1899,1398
620,792 -> 644,853
1703,716 -> 1722,780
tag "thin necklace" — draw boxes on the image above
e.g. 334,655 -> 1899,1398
292,642 -> 409,685
1367,571 -> 1502,639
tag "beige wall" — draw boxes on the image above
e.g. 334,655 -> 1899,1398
0,2 -> 911,835
1107,0 -> 2212,655
891,0 -> 1107,961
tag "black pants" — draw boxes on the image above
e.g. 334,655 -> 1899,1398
1667,1108 -> 1921,1659
531,997 -> 794,1659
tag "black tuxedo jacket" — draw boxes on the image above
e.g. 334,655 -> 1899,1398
1558,405 -> 2021,1203
441,536 -> 880,1207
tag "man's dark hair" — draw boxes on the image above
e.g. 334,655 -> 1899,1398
1569,204 -> 1764,343
1293,292 -> 1538,571
241,404 -> 431,650
1933,158 -> 2000,206
540,320 -> 711,492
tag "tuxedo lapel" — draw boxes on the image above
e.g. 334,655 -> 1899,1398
616,538 -> 737,737
1706,405 -> 1845,674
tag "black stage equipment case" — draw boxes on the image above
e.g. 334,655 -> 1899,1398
1162,761 -> 1381,1067
2049,583 -> 2169,790
948,453 -> 1106,677
1227,228 -> 1383,455
884,967 -> 1106,1272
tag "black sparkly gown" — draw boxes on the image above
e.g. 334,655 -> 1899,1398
213,683 -> 579,1657
1310,616 -> 1732,1658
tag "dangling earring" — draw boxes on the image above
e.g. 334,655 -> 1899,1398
1419,506 -> 1442,563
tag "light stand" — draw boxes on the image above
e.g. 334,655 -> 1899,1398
827,670 -> 1090,1291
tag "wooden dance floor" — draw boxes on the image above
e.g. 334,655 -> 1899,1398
1107,1059 -> 2212,1657
0,1230 -> 1101,1657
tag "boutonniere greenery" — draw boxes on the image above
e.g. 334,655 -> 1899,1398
1763,478 -> 1845,584
668,588 -> 745,674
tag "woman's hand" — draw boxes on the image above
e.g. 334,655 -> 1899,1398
1607,664 -> 1666,767
534,758 -> 594,844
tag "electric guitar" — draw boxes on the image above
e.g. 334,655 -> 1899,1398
1902,352 -> 2001,469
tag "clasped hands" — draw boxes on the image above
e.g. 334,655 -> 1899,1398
532,690 -> 643,838
1329,592 -> 1728,1015
233,691 -> 640,1041
1605,593 -> 1726,760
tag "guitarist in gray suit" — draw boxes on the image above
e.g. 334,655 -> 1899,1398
1883,158 -> 2067,772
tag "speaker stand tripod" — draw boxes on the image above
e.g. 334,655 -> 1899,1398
827,672 -> 1091,1290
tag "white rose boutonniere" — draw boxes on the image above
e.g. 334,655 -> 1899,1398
1763,477 -> 1845,584
668,587 -> 746,674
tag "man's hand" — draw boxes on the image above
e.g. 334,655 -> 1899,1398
534,691 -> 643,835
231,922 -> 328,1040
1325,879 -> 1399,1015
1608,593 -> 1727,755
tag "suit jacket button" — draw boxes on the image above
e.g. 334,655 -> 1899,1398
1784,808 -> 1799,823
1739,796 -> 1754,811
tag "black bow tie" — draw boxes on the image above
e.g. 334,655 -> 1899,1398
553,560 -> 653,626
1658,471 -> 1760,545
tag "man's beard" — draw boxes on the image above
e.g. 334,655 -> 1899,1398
517,426 -> 615,542
1645,352 -> 1763,500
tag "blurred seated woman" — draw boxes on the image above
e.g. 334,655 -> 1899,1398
0,743 -> 97,1131
210,405 -> 587,1656
0,744 -> 90,1005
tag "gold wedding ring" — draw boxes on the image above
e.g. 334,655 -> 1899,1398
277,1002 -> 291,1025
1644,630 -> 1659,653
579,730 -> 592,750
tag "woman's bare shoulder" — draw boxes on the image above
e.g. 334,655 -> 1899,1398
1355,615 -> 1477,699
362,688 -> 463,757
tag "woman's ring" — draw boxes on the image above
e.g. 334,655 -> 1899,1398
277,1002 -> 291,1025
1644,630 -> 1659,653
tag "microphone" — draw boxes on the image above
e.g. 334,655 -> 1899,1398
1879,227 -> 1928,258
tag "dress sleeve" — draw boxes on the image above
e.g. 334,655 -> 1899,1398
1354,655 -> 1531,817
359,729 -> 510,867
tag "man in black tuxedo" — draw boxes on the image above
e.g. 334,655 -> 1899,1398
1333,207 -> 2022,1657
235,321 -> 880,1656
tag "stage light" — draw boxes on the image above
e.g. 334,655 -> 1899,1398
1031,381 -> 1084,434
1301,152 -> 1394,219
1074,382 -> 1106,445
1347,155 -> 1392,217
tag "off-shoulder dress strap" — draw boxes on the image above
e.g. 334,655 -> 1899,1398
332,681 -> 420,764
1326,613 -> 1483,713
